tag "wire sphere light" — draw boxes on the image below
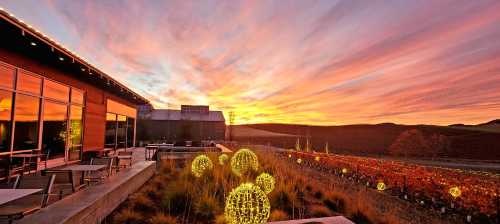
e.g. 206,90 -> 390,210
255,172 -> 275,194
191,155 -> 214,178
377,182 -> 386,191
219,154 -> 229,165
225,183 -> 270,224
230,148 -> 259,176
449,186 -> 462,198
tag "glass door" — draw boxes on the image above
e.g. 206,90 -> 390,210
41,101 -> 67,159
68,105 -> 83,161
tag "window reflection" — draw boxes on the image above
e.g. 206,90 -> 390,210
127,118 -> 135,147
69,105 -> 83,161
71,89 -> 84,105
0,90 -> 12,152
44,80 -> 69,102
17,71 -> 41,95
117,115 -> 127,148
105,113 -> 117,148
0,65 -> 15,89
13,94 -> 40,150
42,101 -> 67,159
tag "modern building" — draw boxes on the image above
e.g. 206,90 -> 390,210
0,9 -> 149,176
137,105 -> 225,145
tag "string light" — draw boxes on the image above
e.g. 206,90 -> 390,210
230,148 -> 259,176
191,155 -> 213,178
224,183 -> 270,224
297,158 -> 302,164
219,154 -> 229,165
288,154 -> 292,158
315,156 -> 320,161
255,173 -> 275,194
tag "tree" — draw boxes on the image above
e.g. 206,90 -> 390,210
388,129 -> 429,158
427,133 -> 450,158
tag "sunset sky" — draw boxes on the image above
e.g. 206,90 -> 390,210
2,0 -> 500,125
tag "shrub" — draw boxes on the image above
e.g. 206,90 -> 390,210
132,193 -> 156,214
149,213 -> 177,224
194,194 -> 220,221
314,190 -> 323,199
113,209 -> 144,224
269,209 -> 289,221
309,205 -> 333,217
350,211 -> 372,224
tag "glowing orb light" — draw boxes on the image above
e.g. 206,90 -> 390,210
230,148 -> 259,176
224,183 -> 270,224
255,172 -> 275,194
191,155 -> 214,178
219,154 -> 229,165
449,186 -> 462,198
288,154 -> 292,158
315,156 -> 320,161
377,182 -> 386,191
341,168 -> 348,174
297,158 -> 302,164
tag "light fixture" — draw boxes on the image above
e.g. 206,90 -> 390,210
30,42 -> 37,46
81,68 -> 86,72
59,57 -> 64,61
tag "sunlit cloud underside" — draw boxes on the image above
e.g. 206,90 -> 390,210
3,0 -> 500,125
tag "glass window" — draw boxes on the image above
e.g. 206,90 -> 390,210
71,89 -> 84,105
0,65 -> 15,89
117,115 -> 127,148
127,117 -> 135,147
105,113 -> 117,149
69,105 -> 83,161
13,94 -> 40,150
17,71 -> 41,95
44,80 -> 69,102
107,99 -> 136,118
0,90 -> 13,152
41,101 -> 67,159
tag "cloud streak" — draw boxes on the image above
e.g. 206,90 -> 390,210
2,0 -> 500,125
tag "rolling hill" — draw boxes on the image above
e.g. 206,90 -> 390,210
230,120 -> 500,160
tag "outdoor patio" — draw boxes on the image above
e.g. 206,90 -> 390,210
0,148 -> 155,224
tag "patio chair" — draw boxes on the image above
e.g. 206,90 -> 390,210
41,170 -> 83,200
117,151 -> 133,170
85,157 -> 113,184
24,150 -> 49,175
0,175 -> 20,189
0,175 -> 55,224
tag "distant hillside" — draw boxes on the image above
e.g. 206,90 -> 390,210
231,121 -> 500,160
449,119 -> 500,133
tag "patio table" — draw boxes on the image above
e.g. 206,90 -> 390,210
58,165 -> 107,186
0,189 -> 42,206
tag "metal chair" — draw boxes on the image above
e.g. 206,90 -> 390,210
0,175 -> 55,224
117,151 -> 133,169
41,170 -> 83,200
85,157 -> 113,184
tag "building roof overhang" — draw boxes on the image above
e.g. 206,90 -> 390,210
0,8 -> 150,105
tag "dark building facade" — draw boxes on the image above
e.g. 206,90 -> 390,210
137,105 -> 225,145
0,9 -> 149,175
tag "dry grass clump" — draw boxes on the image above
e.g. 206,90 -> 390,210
269,209 -> 289,221
110,150 -> 365,223
149,213 -> 177,224
113,209 -> 144,224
